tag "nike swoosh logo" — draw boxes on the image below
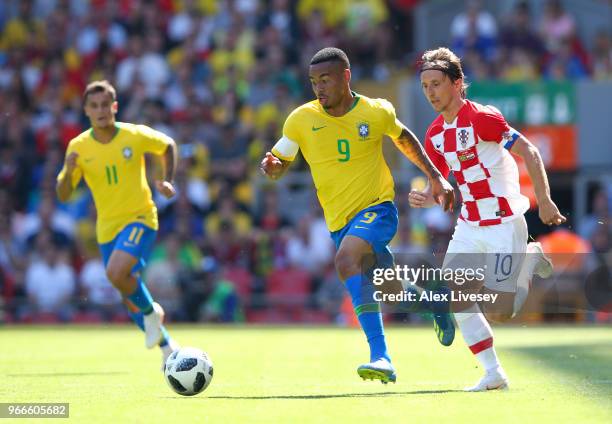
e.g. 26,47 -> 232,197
435,144 -> 441,149
354,226 -> 369,229
84,158 -> 94,162
495,277 -> 510,283
312,125 -> 326,131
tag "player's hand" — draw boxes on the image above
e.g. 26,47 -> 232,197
260,152 -> 284,180
429,176 -> 455,212
409,189 -> 435,208
65,152 -> 79,172
155,180 -> 176,199
538,198 -> 566,226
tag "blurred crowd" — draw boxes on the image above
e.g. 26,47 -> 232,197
0,0 -> 610,325
449,0 -> 612,81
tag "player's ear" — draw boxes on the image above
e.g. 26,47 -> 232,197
111,101 -> 118,113
454,77 -> 463,93
344,68 -> 351,84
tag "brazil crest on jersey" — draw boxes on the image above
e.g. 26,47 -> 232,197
57,122 -> 171,243
272,94 -> 404,231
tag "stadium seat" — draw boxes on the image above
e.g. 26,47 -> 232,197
245,308 -> 292,324
296,309 -> 332,324
32,312 -> 60,324
111,313 -> 131,323
266,267 -> 312,308
72,311 -> 103,324
223,267 -> 253,299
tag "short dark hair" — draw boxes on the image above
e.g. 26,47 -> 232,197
310,47 -> 350,69
83,80 -> 117,103
420,47 -> 468,98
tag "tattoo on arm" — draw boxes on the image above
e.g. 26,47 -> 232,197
392,128 -> 441,179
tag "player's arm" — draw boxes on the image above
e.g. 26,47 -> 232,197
408,183 -> 437,208
260,152 -> 292,180
56,152 -> 79,202
154,138 -> 178,198
261,134 -> 299,181
392,127 -> 455,211
510,136 -> 566,226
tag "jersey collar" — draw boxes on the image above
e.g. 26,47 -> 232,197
90,123 -> 121,144
320,91 -> 360,117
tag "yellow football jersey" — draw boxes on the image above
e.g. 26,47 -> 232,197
57,122 -> 171,243
272,94 -> 404,231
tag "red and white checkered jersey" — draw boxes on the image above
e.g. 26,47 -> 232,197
425,100 -> 529,227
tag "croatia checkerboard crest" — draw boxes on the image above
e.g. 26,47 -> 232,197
458,128 -> 469,149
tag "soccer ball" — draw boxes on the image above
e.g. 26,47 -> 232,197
164,347 -> 213,396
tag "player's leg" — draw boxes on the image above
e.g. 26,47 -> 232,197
481,216 -> 551,320
124,298 -> 179,369
333,202 -> 404,383
444,221 -> 508,391
513,241 -> 553,317
99,231 -> 176,355
335,235 -> 395,383
106,249 -> 165,348
373,245 -> 456,346
104,223 -> 174,349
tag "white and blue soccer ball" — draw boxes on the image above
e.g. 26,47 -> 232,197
164,347 -> 213,396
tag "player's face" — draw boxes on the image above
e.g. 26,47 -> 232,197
84,91 -> 117,129
309,62 -> 348,109
420,70 -> 461,113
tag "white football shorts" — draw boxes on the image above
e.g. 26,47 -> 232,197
443,216 -> 528,293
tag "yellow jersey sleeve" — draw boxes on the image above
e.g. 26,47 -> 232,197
136,125 -> 172,155
56,142 -> 83,189
378,98 -> 404,139
272,109 -> 302,161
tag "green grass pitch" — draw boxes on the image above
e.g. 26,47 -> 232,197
0,325 -> 610,423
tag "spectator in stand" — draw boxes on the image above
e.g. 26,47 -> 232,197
24,238 -> 75,321
498,1 -> 544,80
545,38 -> 588,80
79,253 -> 123,321
578,188 -> 610,241
341,0 -> 392,80
144,234 -> 186,320
286,213 -> 334,275
208,122 -> 249,184
0,212 -> 23,282
314,267 -> 344,323
539,0 -> 576,55
209,219 -> 249,268
500,48 -> 539,81
592,30 -> 612,80
450,0 -> 498,61
19,193 -> 74,249
199,262 -> 243,323
206,195 -> 252,240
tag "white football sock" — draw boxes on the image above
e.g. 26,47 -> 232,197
454,303 -> 500,371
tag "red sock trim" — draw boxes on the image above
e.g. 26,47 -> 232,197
469,337 -> 493,354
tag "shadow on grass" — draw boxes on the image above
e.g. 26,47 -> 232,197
7,371 -> 128,377
196,389 -> 462,400
507,342 -> 612,395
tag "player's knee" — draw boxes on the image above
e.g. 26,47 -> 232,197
334,250 -> 360,281
105,265 -> 128,286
